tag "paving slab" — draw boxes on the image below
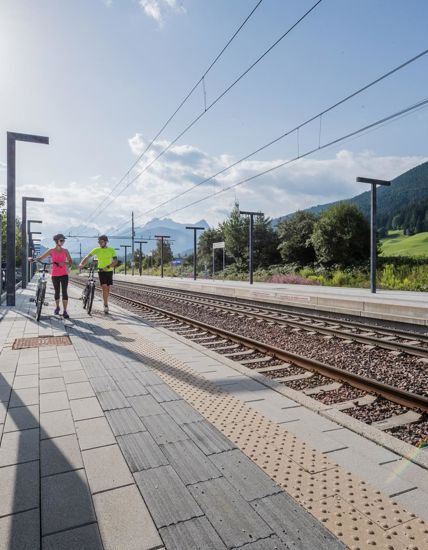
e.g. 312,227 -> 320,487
134,465 -> 203,528
75,417 -> 116,450
236,536 -> 290,550
115,376 -> 149,397
4,404 -> 39,432
134,369 -> 165,386
189,477 -> 273,548
39,377 -> 66,394
70,396 -> 104,421
40,434 -> 84,477
0,508 -> 40,550
93,485 -> 162,550
0,460 -> 39,517
159,516 -> 227,550
66,381 -> 95,400
90,375 -> 119,393
40,391 -> 69,413
12,374 -> 38,389
42,523 -> 103,550
9,387 -> 39,408
39,367 -> 62,379
117,431 -> 168,472
181,420 -> 236,455
251,492 -> 346,550
40,409 -> 76,439
147,383 -> 181,402
105,407 -> 146,436
82,444 -> 134,494
143,413 -> 189,445
161,399 -> 204,424
63,369 -> 88,384
41,468 -> 96,535
128,394 -> 164,417
160,438 -> 222,485
210,449 -> 282,502
96,389 -> 130,410
0,427 -> 39,467
0,385 -> 11,403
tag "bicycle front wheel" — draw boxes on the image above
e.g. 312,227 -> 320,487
36,285 -> 46,322
82,286 -> 89,309
87,284 -> 95,315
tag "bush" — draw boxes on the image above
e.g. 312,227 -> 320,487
269,273 -> 320,285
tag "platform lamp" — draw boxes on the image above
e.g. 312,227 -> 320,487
135,240 -> 148,276
27,221 -> 42,282
239,210 -> 264,285
120,245 -> 131,276
356,177 -> 391,293
21,197 -> 44,289
186,227 -> 205,280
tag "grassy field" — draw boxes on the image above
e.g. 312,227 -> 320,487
381,230 -> 428,257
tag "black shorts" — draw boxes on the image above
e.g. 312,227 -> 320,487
98,271 -> 113,286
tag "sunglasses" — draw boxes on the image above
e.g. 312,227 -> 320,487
58,239 -> 65,243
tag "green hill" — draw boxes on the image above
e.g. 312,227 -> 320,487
274,160 -> 428,229
381,230 -> 428,257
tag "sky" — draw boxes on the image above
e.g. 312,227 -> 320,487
1,0 -> 428,244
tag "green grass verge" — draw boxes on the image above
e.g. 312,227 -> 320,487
381,230 -> 428,258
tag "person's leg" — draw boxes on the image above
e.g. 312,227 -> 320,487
102,284 -> 109,306
61,276 -> 69,313
52,277 -> 60,313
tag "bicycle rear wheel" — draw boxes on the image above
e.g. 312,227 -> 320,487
36,285 -> 46,321
87,284 -> 95,315
82,286 -> 89,309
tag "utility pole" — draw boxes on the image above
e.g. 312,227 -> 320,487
155,235 -> 170,278
27,220 -> 42,282
239,210 -> 264,285
131,211 -> 135,275
21,197 -> 44,288
114,247 -> 120,274
186,226 -> 205,281
135,240 -> 148,276
6,131 -> 49,305
356,177 -> 391,293
120,244 -> 131,276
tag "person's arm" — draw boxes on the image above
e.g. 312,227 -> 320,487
65,250 -> 73,266
79,250 -> 94,269
29,249 -> 51,262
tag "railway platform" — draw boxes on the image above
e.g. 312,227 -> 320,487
114,274 -> 428,327
0,282 -> 428,550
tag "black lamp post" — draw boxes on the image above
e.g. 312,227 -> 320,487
120,245 -> 131,276
186,227 -> 205,280
135,240 -> 148,276
356,177 -> 391,293
239,210 -> 264,285
21,197 -> 44,288
155,235 -> 170,278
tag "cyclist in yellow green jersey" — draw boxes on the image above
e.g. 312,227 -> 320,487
79,235 -> 118,314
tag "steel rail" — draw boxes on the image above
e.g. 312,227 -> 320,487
111,280 -> 428,342
70,278 -> 428,413
109,281 -> 428,357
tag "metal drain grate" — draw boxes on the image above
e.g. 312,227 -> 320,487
12,335 -> 72,350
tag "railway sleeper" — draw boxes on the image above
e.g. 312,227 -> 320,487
372,410 -> 421,431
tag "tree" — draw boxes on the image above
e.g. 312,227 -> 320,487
1,193 -> 23,267
197,226 -> 224,270
223,203 -> 248,270
311,203 -> 370,267
152,239 -> 173,267
277,211 -> 317,266
253,215 -> 280,268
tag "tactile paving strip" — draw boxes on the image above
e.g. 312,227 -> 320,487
98,317 -> 427,550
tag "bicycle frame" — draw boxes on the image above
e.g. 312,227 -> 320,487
82,264 -> 96,314
32,259 -> 50,321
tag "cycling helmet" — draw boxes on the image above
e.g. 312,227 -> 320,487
98,235 -> 109,242
53,233 -> 66,242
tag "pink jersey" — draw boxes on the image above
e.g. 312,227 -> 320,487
51,249 -> 68,277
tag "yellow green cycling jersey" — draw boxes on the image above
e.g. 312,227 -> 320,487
89,247 -> 117,271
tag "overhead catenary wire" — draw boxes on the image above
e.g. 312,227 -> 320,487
83,0 -> 265,224
157,97 -> 428,219
87,0 -> 324,225
111,46 -> 428,233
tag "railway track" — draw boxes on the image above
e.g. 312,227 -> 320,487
70,277 -> 428,436
107,280 -> 428,355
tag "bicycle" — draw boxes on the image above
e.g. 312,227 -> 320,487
81,265 -> 96,315
29,259 -> 50,321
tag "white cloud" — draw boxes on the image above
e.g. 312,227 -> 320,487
139,0 -> 185,26
12,134 -> 426,237
0,160 -> 6,170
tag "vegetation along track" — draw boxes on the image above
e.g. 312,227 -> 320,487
70,277 -> 428,447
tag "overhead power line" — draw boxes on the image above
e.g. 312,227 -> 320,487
111,47 -> 428,233
84,0 -> 265,223
88,0 -> 324,225
157,97 -> 428,219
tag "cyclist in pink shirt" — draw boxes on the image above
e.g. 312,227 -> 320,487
33,234 -> 73,318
